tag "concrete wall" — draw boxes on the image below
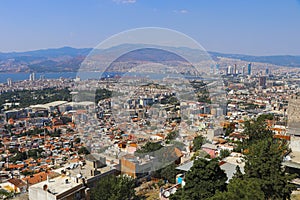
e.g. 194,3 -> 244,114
29,187 -> 56,200
287,96 -> 300,153
291,135 -> 300,153
288,96 -> 300,134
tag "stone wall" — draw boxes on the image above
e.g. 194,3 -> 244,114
287,95 -> 300,135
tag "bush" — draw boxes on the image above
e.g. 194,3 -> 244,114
219,149 -> 231,159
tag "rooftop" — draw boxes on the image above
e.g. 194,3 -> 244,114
44,101 -> 68,108
175,159 -> 244,182
29,174 -> 83,196
202,143 -> 218,150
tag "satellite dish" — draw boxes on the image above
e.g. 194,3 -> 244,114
76,173 -> 82,178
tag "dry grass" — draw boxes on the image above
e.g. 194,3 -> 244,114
292,191 -> 300,200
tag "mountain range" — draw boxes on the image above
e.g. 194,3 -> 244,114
0,46 -> 300,73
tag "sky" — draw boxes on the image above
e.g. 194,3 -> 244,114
0,0 -> 300,55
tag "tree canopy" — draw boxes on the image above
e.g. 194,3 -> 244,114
192,135 -> 206,151
90,175 -> 138,200
243,137 -> 295,199
242,118 -> 273,142
78,146 -> 90,155
229,117 -> 295,199
135,141 -> 163,154
173,116 -> 297,200
209,178 -> 265,200
223,122 -> 235,136
170,158 -> 227,200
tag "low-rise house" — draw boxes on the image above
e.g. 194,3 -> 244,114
28,164 -> 118,200
23,171 -> 60,186
120,155 -> 155,178
176,159 -> 244,184
121,146 -> 183,178
201,143 -> 218,158
0,178 -> 26,193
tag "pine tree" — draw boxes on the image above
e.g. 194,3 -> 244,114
170,158 -> 227,200
209,178 -> 265,200
244,138 -> 296,199
91,175 -> 138,200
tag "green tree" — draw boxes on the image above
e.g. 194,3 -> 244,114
135,142 -> 162,154
232,165 -> 243,180
28,148 -> 43,159
243,118 -> 273,142
0,88 -> 73,108
9,151 -> 27,163
170,158 -> 227,200
160,163 -> 177,184
74,138 -> 81,144
78,146 -> 90,155
219,149 -> 230,160
192,135 -> 205,151
166,131 -> 179,141
209,178 -> 265,200
238,118 -> 297,199
244,138 -> 296,199
191,150 -> 209,160
90,175 -> 137,200
223,122 -> 235,136
257,113 -> 274,121
0,189 -> 14,199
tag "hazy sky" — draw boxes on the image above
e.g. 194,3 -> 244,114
0,0 -> 300,55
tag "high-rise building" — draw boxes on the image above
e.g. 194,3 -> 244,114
29,72 -> 36,81
234,64 -> 237,75
247,63 -> 252,75
265,68 -> 269,75
227,65 -> 233,75
259,76 -> 267,88
7,78 -> 12,86
242,66 -> 246,76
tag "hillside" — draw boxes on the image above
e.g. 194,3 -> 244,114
0,46 -> 300,73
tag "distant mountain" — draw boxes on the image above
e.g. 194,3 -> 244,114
0,46 -> 300,73
0,47 -> 92,73
0,46 -> 91,59
208,51 -> 300,68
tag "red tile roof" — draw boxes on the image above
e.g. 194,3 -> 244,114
22,171 -> 59,185
7,178 -> 26,188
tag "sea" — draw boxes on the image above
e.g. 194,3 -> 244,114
0,72 -> 75,83
0,71 -> 204,84
0,72 -> 119,84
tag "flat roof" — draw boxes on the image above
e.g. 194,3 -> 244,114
30,175 -> 82,196
44,101 -> 68,107
283,161 -> 300,169
29,104 -> 48,109
176,159 -> 244,182
29,164 -> 116,197
64,101 -> 95,106
202,143 -> 218,150
176,161 -> 194,172
220,162 -> 243,182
